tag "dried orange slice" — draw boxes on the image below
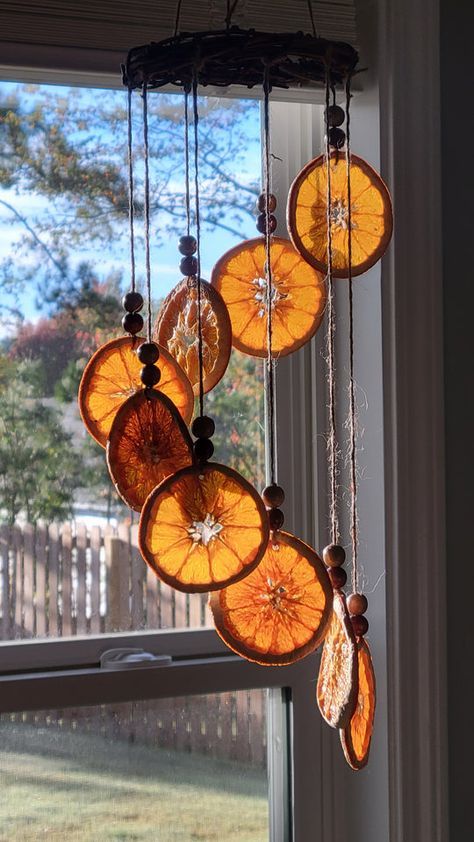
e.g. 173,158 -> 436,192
210,531 -> 332,665
78,335 -> 194,447
154,278 -> 231,395
106,390 -> 193,512
287,153 -> 393,277
340,638 -> 376,770
317,591 -> 358,728
210,236 -> 326,358
139,463 -> 269,593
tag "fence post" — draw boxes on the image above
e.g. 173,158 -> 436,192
23,523 -> 34,637
35,524 -> 47,638
1,525 -> 10,639
76,523 -> 87,634
105,534 -> 128,633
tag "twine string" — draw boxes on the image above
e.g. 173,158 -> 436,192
226,1 -> 240,29
127,87 -> 136,293
325,68 -> 340,545
142,84 -> 152,343
263,68 -> 276,487
307,0 -> 317,37
192,73 -> 205,418
184,88 -> 191,236
174,0 -> 183,37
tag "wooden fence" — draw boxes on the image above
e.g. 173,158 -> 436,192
0,521 -> 267,766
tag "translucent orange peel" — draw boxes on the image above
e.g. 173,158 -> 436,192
78,335 -> 194,447
210,530 -> 332,665
287,153 -> 393,277
210,236 -> 326,358
139,463 -> 269,593
106,389 -> 193,512
340,638 -> 376,770
317,590 -> 358,728
154,278 -> 231,395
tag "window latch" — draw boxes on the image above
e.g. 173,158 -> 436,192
100,648 -> 172,671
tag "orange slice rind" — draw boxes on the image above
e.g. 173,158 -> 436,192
317,590 -> 358,728
211,236 -> 326,358
78,335 -> 194,447
139,463 -> 269,593
287,153 -> 393,278
340,638 -> 376,770
210,530 -> 332,665
154,278 -> 231,395
106,390 -> 194,512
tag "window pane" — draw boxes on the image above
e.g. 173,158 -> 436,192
0,690 -> 270,841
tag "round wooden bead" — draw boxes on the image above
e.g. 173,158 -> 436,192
269,508 -> 284,530
326,104 -> 345,127
329,127 -> 346,149
322,544 -> 346,568
262,483 -> 285,508
180,255 -> 198,276
192,416 -> 215,439
179,235 -> 197,255
122,291 -> 144,313
257,192 -> 277,213
122,312 -> 144,335
194,437 -> 214,462
328,566 -> 347,590
347,593 -> 368,615
140,364 -> 161,387
351,614 -> 369,637
256,213 -> 277,235
137,342 -> 160,365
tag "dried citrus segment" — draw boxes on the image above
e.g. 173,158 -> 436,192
340,638 -> 376,770
317,591 -> 358,728
287,153 -> 393,277
78,335 -> 194,447
154,278 -> 231,395
106,390 -> 193,512
139,463 -> 269,593
210,531 -> 332,665
210,236 -> 326,358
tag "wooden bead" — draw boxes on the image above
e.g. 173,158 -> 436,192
347,593 -> 368,615
262,483 -> 285,508
194,437 -> 214,462
192,416 -> 215,439
122,312 -> 144,335
122,291 -> 144,313
328,566 -> 347,590
322,544 -> 346,568
140,364 -> 161,387
256,213 -> 277,235
137,342 -> 160,364
269,508 -> 284,530
329,127 -> 346,149
180,255 -> 198,276
257,192 -> 277,212
351,614 -> 369,637
326,104 -> 345,127
179,235 -> 197,255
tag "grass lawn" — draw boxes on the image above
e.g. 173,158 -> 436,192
0,724 -> 268,841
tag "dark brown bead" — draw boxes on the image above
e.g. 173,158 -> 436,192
257,192 -> 277,213
351,614 -> 369,637
269,508 -> 284,530
140,364 -> 161,387
194,437 -> 214,462
322,544 -> 346,568
137,342 -> 160,364
326,104 -> 345,127
328,566 -> 347,590
122,312 -> 144,335
347,593 -> 368,615
179,235 -> 197,255
180,255 -> 198,276
192,416 -> 215,439
256,213 -> 277,235
122,291 -> 144,313
329,127 -> 346,149
262,484 -> 285,508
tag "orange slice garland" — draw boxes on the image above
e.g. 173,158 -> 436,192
340,638 -> 376,770
210,236 -> 326,358
317,590 -> 358,728
106,390 -> 193,512
287,153 -> 393,278
210,530 -> 332,665
154,278 -> 231,395
78,335 -> 194,447
139,463 -> 269,593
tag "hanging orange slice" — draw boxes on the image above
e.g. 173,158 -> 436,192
317,590 -> 358,728
78,335 -> 194,447
210,531 -> 332,665
340,638 -> 376,770
106,390 -> 193,512
139,463 -> 269,593
154,278 -> 231,395
287,153 -> 393,277
210,236 -> 326,358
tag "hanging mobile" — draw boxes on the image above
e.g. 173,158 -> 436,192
210,70 -> 332,664
139,75 -> 269,592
